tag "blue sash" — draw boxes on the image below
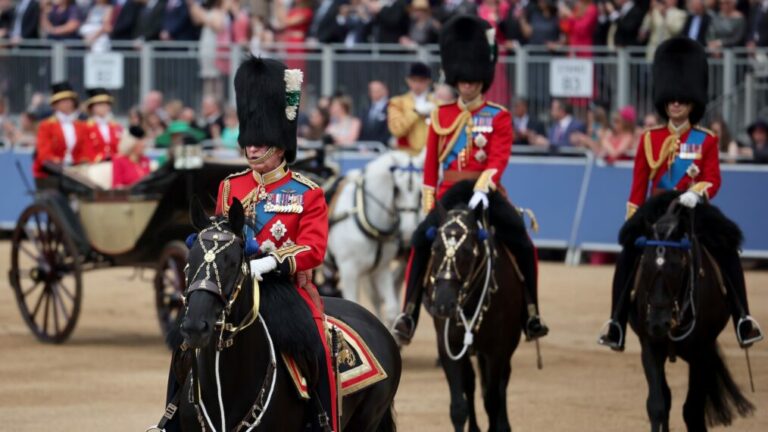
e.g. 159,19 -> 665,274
250,178 -> 310,232
656,129 -> 706,191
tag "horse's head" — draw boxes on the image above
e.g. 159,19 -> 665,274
181,198 -> 250,349
385,151 -> 424,245
635,206 -> 691,340
427,204 -> 489,319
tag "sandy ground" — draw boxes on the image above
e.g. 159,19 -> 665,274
0,240 -> 766,431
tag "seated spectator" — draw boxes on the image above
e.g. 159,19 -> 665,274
520,0 -> 561,49
302,106 -> 330,141
128,106 -> 143,128
326,95 -> 361,147
586,104 -> 608,141
707,0 -> 746,50
79,0 -> 114,52
2,112 -> 38,148
639,0 -> 686,60
433,83 -> 456,105
747,119 -> 768,164
709,116 -> 749,162
682,0 -> 711,45
642,112 -> 660,129
534,99 -> 587,148
388,63 -> 434,155
164,99 -> 184,122
512,97 -> 545,145
179,106 -> 197,127
42,0 -> 82,40
113,126 -> 151,188
574,106 -> 637,162
400,0 -> 439,46
359,80 -> 390,145
220,106 -> 239,149
142,90 -> 167,122
143,112 -> 166,142
200,95 -> 224,140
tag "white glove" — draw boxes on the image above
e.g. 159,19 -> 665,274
249,257 -> 278,281
679,191 -> 701,209
468,191 -> 489,210
414,100 -> 436,117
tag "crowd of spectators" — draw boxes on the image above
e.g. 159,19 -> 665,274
0,0 -> 766,53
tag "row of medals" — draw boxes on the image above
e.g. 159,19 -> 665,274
462,118 -> 493,165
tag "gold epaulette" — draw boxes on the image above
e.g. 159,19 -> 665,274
693,126 -> 716,137
291,171 -> 319,190
486,101 -> 508,112
644,124 -> 665,133
225,168 -> 252,180
46,116 -> 57,123
86,119 -> 95,126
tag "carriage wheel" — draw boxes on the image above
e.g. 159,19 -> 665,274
9,204 -> 83,343
154,241 -> 188,344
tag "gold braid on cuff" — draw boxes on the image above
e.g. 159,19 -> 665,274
688,181 -> 713,198
269,244 -> 311,275
626,202 -> 638,220
422,187 -> 435,214
473,169 -> 498,194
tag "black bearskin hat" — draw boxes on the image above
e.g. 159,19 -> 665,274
439,15 -> 497,93
234,57 -> 302,162
653,38 -> 708,125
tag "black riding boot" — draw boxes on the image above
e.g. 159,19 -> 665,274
309,351 -> 335,432
716,249 -> 764,347
391,212 -> 439,345
598,247 -> 639,351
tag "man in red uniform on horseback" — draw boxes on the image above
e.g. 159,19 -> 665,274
391,14 -> 549,345
159,58 -> 338,432
598,38 -> 764,351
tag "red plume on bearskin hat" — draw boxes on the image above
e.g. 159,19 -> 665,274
653,37 -> 709,125
234,57 -> 302,163
439,14 -> 498,93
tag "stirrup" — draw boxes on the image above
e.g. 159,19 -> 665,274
737,315 -> 764,347
597,319 -> 624,351
524,315 -> 549,341
390,313 -> 415,346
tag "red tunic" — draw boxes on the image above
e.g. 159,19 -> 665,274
33,116 -> 89,178
112,155 -> 150,188
82,119 -> 123,162
423,99 -> 513,202
627,124 -> 721,217
214,164 -> 337,430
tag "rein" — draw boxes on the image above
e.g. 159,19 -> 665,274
433,214 -> 495,361
183,222 -> 278,432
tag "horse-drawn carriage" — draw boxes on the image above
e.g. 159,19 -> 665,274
8,147 -> 248,343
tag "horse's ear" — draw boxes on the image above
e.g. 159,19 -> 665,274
190,196 -> 210,231
229,198 -> 245,235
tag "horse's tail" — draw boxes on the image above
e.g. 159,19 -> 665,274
701,344 -> 755,426
375,402 -> 397,432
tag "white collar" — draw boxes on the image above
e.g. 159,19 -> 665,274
558,115 -> 573,129
94,115 -> 111,125
56,111 -> 79,123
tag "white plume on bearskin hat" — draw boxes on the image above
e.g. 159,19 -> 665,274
438,14 -> 498,93
652,37 -> 709,125
234,58 -> 303,162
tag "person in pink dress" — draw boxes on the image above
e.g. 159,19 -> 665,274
112,126 -> 151,189
478,0 -> 511,107
274,0 -> 314,72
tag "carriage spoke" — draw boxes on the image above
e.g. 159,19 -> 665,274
53,284 -> 71,323
51,285 -> 61,335
20,244 -> 41,261
22,280 -> 43,297
30,285 -> 48,321
42,291 -> 51,335
58,281 -> 76,303
31,213 -> 47,255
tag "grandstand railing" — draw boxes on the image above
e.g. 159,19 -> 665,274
2,41 -> 767,135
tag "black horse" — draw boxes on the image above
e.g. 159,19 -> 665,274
170,198 -> 401,431
625,197 -> 754,431
426,204 -> 524,432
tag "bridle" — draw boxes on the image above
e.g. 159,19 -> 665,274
430,210 -> 495,360
183,220 -> 278,432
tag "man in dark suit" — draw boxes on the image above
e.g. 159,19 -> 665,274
747,0 -> 768,47
681,0 -> 711,45
132,0 -> 167,41
609,0 -> 646,47
308,0 -> 346,43
358,80 -> 391,145
112,0 -> 142,40
368,0 -> 409,44
512,98 -> 545,145
8,0 -> 40,44
160,0 -> 199,42
543,99 -> 587,148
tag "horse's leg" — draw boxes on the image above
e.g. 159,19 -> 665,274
641,342 -> 671,432
464,355 -> 481,432
480,353 -> 513,432
683,356 -> 708,432
437,326 -> 471,432
338,258 -> 363,305
371,255 -> 399,326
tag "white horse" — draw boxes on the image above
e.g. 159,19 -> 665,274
326,150 -> 423,325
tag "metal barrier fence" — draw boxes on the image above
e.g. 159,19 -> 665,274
2,41 -> 767,134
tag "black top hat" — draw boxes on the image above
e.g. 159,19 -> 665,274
439,15 -> 497,93
85,88 -> 114,107
408,62 -> 432,79
653,38 -> 708,125
128,125 -> 146,139
50,81 -> 79,105
234,57 -> 302,163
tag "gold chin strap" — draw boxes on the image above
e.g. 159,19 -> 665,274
248,147 -> 277,165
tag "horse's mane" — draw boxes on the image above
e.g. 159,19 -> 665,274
619,191 -> 743,252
